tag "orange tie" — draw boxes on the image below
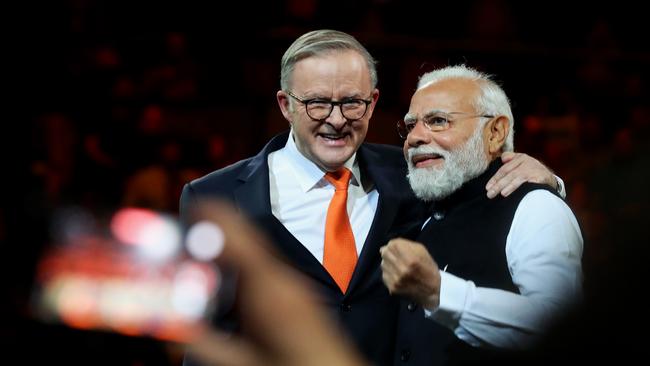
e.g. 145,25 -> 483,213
323,168 -> 358,293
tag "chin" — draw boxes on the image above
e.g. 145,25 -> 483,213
319,148 -> 354,164
324,158 -> 351,171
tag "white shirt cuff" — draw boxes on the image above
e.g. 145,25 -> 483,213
423,271 -> 472,329
554,175 -> 566,199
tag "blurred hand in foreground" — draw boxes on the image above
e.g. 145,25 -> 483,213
186,201 -> 367,366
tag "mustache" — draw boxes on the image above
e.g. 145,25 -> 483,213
407,145 -> 449,166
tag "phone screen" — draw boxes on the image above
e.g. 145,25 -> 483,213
31,206 -> 224,342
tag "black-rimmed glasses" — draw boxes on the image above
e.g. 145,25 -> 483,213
397,111 -> 494,139
286,91 -> 372,122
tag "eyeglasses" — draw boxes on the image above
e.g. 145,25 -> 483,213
285,91 -> 373,122
396,111 -> 494,139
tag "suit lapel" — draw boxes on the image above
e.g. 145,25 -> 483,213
346,145 -> 403,295
233,131 -> 335,287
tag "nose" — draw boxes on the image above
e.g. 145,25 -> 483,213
325,105 -> 348,129
406,120 -> 432,148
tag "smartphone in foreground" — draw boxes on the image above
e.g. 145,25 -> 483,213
31,206 -> 226,342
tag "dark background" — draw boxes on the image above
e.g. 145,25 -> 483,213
4,0 -> 649,364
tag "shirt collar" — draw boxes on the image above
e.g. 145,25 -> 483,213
282,129 -> 361,193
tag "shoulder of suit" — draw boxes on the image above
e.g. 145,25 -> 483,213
360,142 -> 405,163
188,157 -> 254,191
362,142 -> 402,153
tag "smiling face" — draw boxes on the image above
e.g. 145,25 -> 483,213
403,78 -> 488,166
403,78 -> 491,201
276,50 -> 379,172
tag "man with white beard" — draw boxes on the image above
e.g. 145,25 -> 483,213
381,65 -> 584,365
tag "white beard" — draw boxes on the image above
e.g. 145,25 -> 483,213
406,127 -> 489,202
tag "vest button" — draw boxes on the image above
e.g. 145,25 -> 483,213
433,211 -> 445,220
407,302 -> 417,312
340,303 -> 352,312
400,349 -> 411,362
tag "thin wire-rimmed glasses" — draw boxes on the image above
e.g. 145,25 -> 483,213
285,91 -> 373,122
397,111 -> 494,139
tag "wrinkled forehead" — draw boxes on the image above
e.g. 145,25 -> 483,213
291,50 -> 373,87
407,78 -> 480,117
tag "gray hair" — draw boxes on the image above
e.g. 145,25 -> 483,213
280,29 -> 378,92
417,65 -> 514,152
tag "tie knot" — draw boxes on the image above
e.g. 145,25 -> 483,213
325,168 -> 352,190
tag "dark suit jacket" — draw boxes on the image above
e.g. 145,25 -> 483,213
180,131 -> 429,366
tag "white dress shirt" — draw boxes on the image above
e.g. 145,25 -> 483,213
268,131 -> 379,263
424,190 -> 583,349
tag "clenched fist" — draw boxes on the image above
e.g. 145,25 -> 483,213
379,238 -> 441,309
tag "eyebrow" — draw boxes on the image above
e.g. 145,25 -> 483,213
403,113 -> 417,122
303,92 -> 367,100
422,109 -> 448,119
348,92 -> 369,99
404,109 -> 448,122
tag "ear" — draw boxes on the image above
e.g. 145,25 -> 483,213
276,90 -> 293,123
486,116 -> 509,155
363,88 -> 380,120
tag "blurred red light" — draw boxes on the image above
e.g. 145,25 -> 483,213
111,208 -> 161,246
